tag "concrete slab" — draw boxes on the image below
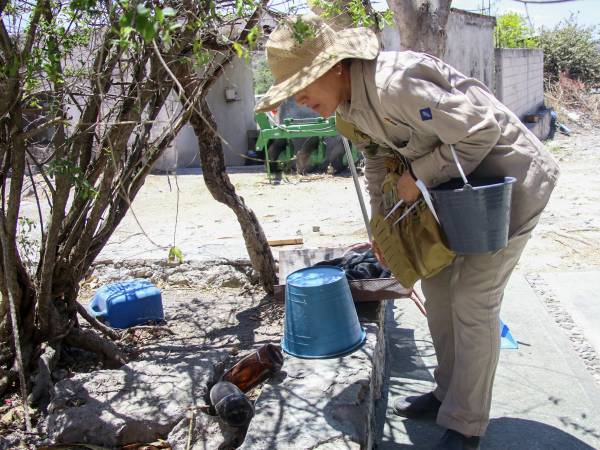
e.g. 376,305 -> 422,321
539,271 -> 600,357
378,274 -> 600,449
241,304 -> 388,449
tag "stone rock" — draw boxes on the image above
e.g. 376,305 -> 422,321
47,354 -> 226,447
203,266 -> 248,289
131,268 -> 153,278
168,272 -> 190,286
240,303 -> 388,449
168,410 -> 244,450
566,110 -> 581,123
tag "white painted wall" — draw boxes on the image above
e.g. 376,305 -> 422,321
495,48 -> 544,119
444,9 -> 496,91
153,56 -> 256,171
381,9 -> 496,91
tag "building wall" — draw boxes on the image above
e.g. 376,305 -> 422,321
443,9 -> 496,91
495,48 -> 544,119
154,56 -> 256,171
381,9 -> 496,91
205,57 -> 257,166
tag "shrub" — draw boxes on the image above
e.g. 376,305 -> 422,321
253,55 -> 274,95
538,17 -> 600,86
495,12 -> 538,48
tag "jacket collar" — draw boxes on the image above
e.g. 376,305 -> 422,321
338,58 -> 369,116
349,59 -> 369,113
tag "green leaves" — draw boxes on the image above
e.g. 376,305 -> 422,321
155,6 -> 176,24
308,0 -> 392,30
47,159 -> 98,200
538,18 -> 600,85
246,25 -> 259,49
168,246 -> 184,264
114,3 -> 179,48
495,12 -> 538,49
192,40 -> 211,67
252,55 -> 273,95
133,3 -> 158,43
232,42 -> 245,59
291,17 -> 316,44
70,0 -> 98,12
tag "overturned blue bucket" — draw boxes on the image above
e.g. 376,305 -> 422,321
429,145 -> 516,254
282,266 -> 366,359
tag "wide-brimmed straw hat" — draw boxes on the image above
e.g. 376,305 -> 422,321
255,14 -> 380,113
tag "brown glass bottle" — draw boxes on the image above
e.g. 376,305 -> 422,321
222,343 -> 284,392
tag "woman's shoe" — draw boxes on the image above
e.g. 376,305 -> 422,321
392,392 -> 441,419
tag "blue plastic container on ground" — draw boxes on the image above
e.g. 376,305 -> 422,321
282,266 -> 366,359
89,279 -> 163,328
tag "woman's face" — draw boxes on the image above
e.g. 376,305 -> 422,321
293,64 -> 348,118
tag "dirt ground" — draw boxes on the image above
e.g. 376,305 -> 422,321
98,124 -> 600,276
7,123 -> 599,448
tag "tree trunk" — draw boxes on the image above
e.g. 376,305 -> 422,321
387,0 -> 452,57
188,98 -> 277,295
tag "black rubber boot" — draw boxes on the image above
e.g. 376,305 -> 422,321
392,392 -> 441,419
433,429 -> 481,450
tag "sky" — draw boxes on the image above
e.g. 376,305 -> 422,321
450,0 -> 600,30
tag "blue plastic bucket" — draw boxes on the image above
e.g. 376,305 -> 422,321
282,266 -> 366,359
431,177 -> 516,254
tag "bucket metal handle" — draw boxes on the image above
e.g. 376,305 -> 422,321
449,144 -> 471,188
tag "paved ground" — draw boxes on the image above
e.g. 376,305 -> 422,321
540,272 -> 600,357
378,274 -> 600,449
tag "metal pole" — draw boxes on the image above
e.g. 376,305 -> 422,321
342,137 -> 372,241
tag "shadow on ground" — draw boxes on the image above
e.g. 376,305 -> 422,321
377,306 -> 598,450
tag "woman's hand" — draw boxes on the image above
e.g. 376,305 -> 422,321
395,171 -> 421,204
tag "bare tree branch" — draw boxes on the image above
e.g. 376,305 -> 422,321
22,0 -> 46,60
19,117 -> 67,141
0,18 -> 13,57
65,328 -> 127,366
76,302 -> 121,341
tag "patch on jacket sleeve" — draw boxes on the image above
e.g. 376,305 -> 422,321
419,107 -> 433,121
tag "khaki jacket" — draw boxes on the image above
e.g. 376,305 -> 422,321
336,51 -> 559,236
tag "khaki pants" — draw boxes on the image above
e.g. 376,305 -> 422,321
421,215 -> 540,437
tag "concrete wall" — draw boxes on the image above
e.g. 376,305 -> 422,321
154,56 -> 256,171
495,48 -> 544,119
444,9 -> 496,90
381,9 -> 496,90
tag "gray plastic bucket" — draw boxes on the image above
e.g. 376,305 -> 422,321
427,145 -> 516,254
282,266 -> 366,359
431,177 -> 516,254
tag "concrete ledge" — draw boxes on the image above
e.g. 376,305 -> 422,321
241,302 -> 389,449
525,108 -> 553,141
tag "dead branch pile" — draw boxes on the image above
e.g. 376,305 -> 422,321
545,72 -> 600,125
